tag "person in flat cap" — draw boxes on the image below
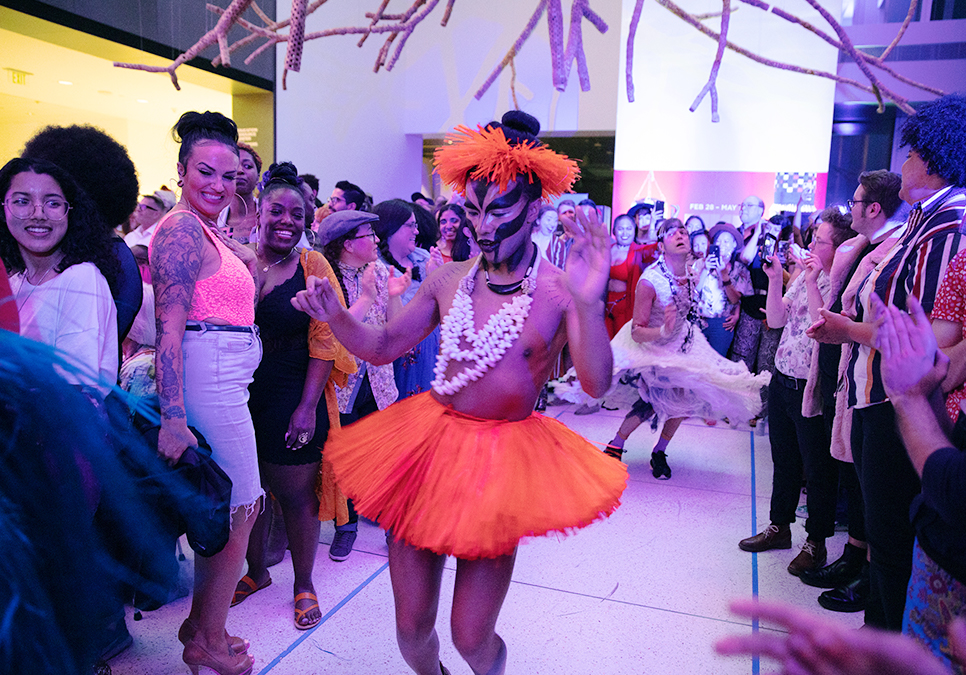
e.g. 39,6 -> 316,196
292,110 -> 625,675
125,188 -> 177,248
315,209 -> 379,248
316,207 -> 412,564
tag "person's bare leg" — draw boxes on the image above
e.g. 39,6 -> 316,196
450,549 -> 517,675
606,400 -> 656,455
655,417 -> 685,449
388,536 -> 446,674
264,461 -> 323,626
188,503 -> 258,657
240,471 -> 272,588
617,411 -> 646,440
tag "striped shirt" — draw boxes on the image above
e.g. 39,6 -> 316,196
846,187 -> 966,409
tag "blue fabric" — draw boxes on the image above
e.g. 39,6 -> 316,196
903,539 -> 965,672
701,316 -> 733,357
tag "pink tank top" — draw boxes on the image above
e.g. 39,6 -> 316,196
151,210 -> 256,326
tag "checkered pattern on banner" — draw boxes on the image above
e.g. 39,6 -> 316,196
773,172 -> 817,206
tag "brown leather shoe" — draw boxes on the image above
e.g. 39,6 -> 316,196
787,538 -> 827,576
738,524 -> 791,552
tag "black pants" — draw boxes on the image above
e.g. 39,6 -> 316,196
767,371 -> 837,539
850,402 -> 921,630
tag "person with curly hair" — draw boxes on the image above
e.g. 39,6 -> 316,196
809,93 -> 966,631
230,162 -> 356,631
1,156 -> 118,398
152,110 -> 261,675
21,124 -> 142,342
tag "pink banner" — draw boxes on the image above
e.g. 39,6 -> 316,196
613,169 -> 828,226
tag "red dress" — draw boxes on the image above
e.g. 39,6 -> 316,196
605,242 -> 657,338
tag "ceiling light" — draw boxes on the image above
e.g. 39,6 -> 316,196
58,80 -> 73,85
136,99 -> 148,103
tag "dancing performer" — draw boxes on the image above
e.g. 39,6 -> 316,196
292,110 -> 626,675
555,219 -> 768,478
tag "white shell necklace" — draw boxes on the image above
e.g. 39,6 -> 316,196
431,254 -> 539,396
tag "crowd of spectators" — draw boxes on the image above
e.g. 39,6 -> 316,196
1,94 -> 965,675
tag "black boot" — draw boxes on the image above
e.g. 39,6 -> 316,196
799,542 -> 866,589
650,451 -> 671,479
817,562 -> 869,613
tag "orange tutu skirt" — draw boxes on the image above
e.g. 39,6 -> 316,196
325,392 -> 628,559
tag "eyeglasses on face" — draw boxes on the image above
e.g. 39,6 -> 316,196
847,199 -> 873,209
4,197 -> 71,220
352,232 -> 377,241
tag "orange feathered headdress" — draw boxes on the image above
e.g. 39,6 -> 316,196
433,124 -> 579,201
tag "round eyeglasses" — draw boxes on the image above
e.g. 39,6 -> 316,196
4,197 -> 71,220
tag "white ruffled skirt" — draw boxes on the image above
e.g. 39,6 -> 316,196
554,321 -> 769,422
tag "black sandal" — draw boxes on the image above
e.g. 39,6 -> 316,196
604,444 -> 625,461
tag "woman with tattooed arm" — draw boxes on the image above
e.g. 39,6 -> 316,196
150,111 -> 260,675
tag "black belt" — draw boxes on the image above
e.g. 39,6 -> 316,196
185,323 -> 256,333
774,370 -> 807,390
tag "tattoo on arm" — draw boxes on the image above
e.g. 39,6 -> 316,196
426,265 -> 461,296
152,215 -> 204,423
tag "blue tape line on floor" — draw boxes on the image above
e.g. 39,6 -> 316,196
750,429 -> 760,675
257,561 -> 390,674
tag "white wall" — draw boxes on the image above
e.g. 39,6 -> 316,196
615,0 -> 839,173
276,1 -> 621,203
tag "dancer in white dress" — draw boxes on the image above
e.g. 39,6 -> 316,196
555,219 -> 769,478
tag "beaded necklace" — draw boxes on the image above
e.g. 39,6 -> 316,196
657,255 -> 698,353
431,255 -> 538,396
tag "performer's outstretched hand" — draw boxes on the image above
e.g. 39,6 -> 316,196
716,598 -> 961,675
292,275 -> 343,323
561,206 -> 610,307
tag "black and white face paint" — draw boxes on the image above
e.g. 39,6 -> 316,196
464,178 -> 535,272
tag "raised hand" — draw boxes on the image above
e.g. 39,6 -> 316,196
802,251 -> 823,283
428,246 -> 445,274
762,254 -> 783,282
560,205 -> 610,307
292,274 -> 343,323
388,266 -> 413,299
872,293 -> 947,400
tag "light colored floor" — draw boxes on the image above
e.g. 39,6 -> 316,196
110,403 -> 863,674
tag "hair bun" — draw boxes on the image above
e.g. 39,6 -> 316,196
502,110 -> 541,137
174,111 -> 238,145
264,161 -> 300,187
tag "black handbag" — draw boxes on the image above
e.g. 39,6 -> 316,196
129,397 -> 233,558
143,426 -> 233,557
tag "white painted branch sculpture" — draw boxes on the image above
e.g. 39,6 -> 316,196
113,0 -> 945,120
